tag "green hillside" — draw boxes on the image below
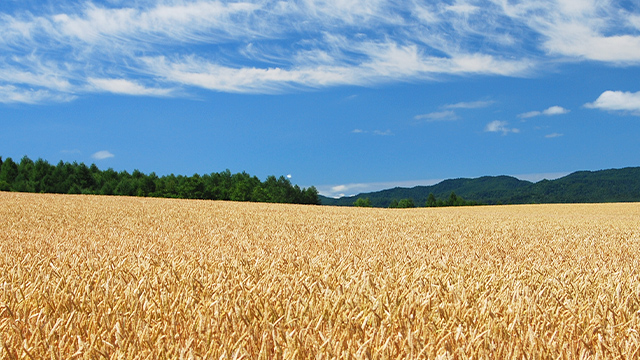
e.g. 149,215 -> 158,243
320,167 -> 640,207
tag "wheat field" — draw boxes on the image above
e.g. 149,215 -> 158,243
1,192 -> 640,359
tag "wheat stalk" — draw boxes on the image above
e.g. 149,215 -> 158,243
1,192 -> 639,358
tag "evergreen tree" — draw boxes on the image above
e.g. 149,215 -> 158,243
100,180 -> 117,195
33,158 -> 53,193
0,156 -> 10,191
0,154 -> 320,205
12,156 -> 35,192
447,191 -> 458,206
75,163 -> 95,192
426,193 -> 437,207
397,198 -> 415,208
303,186 -> 320,205
115,177 -> 135,196
353,197 -> 372,207
0,157 -> 19,186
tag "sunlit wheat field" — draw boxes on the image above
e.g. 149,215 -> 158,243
2,192 -> 640,359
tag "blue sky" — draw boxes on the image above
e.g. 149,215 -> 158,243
1,0 -> 639,197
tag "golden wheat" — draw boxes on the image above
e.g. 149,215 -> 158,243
1,191 -> 640,359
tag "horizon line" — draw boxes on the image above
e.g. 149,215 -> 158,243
316,172 -> 572,198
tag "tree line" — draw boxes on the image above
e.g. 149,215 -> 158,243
324,167 -> 640,207
354,191 -> 481,208
0,155 -> 320,205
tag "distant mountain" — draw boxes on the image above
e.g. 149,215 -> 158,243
319,167 -> 640,207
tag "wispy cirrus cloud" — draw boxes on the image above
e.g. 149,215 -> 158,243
0,85 -> 76,104
490,0 -> 640,63
352,128 -> 393,136
88,78 -> 173,96
48,1 -> 263,45
414,110 -> 459,122
442,100 -> 494,109
0,0 -> 639,104
373,129 -> 393,136
518,111 -> 542,119
141,44 -> 532,93
415,100 -> 493,123
545,132 -> 563,138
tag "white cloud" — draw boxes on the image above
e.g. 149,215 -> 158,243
88,78 -> 172,96
0,62 -> 73,92
0,0 -> 639,104
445,3 -> 479,16
352,128 -> 393,135
585,90 -> 640,114
1,1 -> 536,102
545,132 -> 563,138
485,120 -> 519,135
518,111 -> 541,119
141,48 -> 532,94
293,0 -> 398,26
141,56 -> 361,93
413,100 -> 494,123
91,150 -> 114,160
492,0 -> 640,64
518,105 -> 570,118
485,120 -> 505,132
630,15 -> 640,31
545,32 -> 640,63
373,129 -> 393,136
414,110 -> 458,122
51,2 -> 263,44
542,106 -> 570,115
447,53 -> 534,76
442,100 -> 494,109
0,85 -> 76,104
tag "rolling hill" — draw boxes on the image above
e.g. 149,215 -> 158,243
320,167 -> 640,207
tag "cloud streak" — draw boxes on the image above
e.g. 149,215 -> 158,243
545,132 -> 563,138
352,129 -> 393,136
442,100 -> 494,109
490,0 -> 640,63
414,110 -> 459,122
0,85 -> 76,104
88,78 -> 173,96
0,0 -> 639,103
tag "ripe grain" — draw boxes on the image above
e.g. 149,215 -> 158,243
1,192 -> 639,358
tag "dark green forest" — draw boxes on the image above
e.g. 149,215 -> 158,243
321,167 -> 640,207
352,192 -> 479,208
0,155 -> 320,205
